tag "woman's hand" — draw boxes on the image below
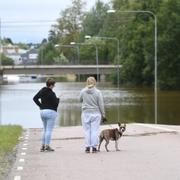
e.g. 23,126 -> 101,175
101,116 -> 107,123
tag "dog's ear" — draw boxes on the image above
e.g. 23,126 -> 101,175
118,122 -> 121,127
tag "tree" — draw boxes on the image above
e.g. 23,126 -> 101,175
157,0 -> 180,89
78,38 -> 107,65
54,52 -> 69,65
42,0 -> 86,65
37,43 -> 57,65
108,0 -> 162,86
1,53 -> 14,65
3,37 -> 13,45
49,0 -> 85,44
82,0 -> 109,36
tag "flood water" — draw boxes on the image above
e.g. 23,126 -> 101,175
0,81 -> 180,128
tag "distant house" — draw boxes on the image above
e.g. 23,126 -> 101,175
2,44 -> 27,65
21,49 -> 39,65
2,44 -> 39,65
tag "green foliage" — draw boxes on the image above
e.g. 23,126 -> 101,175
1,53 -> 14,65
2,37 -> 13,45
109,0 -> 180,89
82,0 -> 109,36
80,38 -> 108,64
54,52 -> 69,65
157,0 -> 180,89
41,0 -> 180,90
15,42 -> 29,49
49,0 -> 85,44
37,42 -> 57,65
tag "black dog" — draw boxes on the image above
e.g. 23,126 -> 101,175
98,123 -> 126,152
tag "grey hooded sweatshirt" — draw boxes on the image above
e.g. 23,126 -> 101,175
80,87 -> 105,117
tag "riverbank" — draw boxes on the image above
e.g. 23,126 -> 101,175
0,125 -> 23,180
8,123 -> 180,180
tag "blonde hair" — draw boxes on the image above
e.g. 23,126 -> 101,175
86,76 -> 96,88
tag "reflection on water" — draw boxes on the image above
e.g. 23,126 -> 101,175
0,82 -> 180,128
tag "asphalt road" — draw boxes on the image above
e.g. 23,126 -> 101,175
8,124 -> 180,180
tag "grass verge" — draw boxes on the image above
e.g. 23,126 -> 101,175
0,125 -> 23,179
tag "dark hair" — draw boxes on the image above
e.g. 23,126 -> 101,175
46,78 -> 55,87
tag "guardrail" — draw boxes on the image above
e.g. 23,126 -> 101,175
0,64 -> 122,75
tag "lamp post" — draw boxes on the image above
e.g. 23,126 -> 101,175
85,35 -> 120,65
0,18 -> 2,67
70,42 -> 99,83
108,9 -> 158,124
55,44 -> 80,81
0,18 -> 2,125
85,35 -> 121,122
65,43 -> 80,65
70,42 -> 80,82
85,35 -> 120,86
54,44 -> 80,65
0,18 -> 3,83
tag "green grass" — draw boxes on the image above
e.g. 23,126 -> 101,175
0,125 -> 23,155
0,125 -> 23,178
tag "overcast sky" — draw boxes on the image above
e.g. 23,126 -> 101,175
0,0 -> 110,43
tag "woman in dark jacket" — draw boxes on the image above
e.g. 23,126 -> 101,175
33,78 -> 59,152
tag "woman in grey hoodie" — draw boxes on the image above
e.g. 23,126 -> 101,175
80,76 -> 105,153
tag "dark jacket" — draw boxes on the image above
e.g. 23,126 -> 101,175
33,87 -> 59,111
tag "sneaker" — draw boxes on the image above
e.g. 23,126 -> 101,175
45,145 -> 55,152
40,145 -> 45,152
92,147 -> 97,153
85,147 -> 90,153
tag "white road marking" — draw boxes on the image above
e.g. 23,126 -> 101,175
14,176 -> 21,180
22,147 -> 27,150
17,166 -> 23,170
23,143 -> 28,146
19,159 -> 25,162
21,152 -> 26,155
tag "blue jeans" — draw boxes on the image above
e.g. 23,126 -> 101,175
40,109 -> 57,145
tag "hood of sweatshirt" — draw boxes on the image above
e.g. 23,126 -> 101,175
85,87 -> 96,94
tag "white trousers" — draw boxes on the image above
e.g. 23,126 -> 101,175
81,111 -> 101,148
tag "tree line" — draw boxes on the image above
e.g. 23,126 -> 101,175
2,0 -> 180,90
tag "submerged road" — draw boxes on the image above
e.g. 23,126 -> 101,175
8,123 -> 180,180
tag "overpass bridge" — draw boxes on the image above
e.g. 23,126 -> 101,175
0,64 -> 122,83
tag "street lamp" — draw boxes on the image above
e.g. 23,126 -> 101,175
54,44 -> 80,65
85,35 -> 120,64
55,44 -> 80,81
67,42 -> 80,65
62,42 -> 80,81
85,35 -> 120,86
85,35 -> 121,122
0,18 -> 2,125
70,42 -> 99,83
107,9 -> 158,124
0,18 -> 2,67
